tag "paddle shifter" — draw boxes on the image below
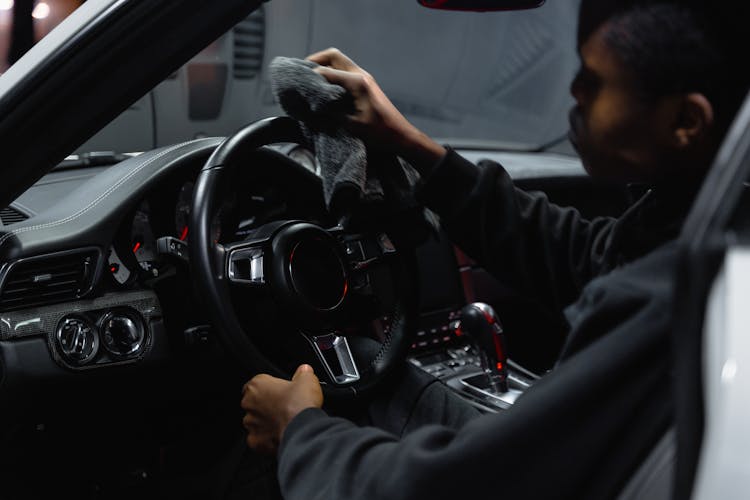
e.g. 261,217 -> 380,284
457,302 -> 509,393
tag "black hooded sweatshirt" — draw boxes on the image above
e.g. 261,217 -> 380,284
277,150 -> 692,500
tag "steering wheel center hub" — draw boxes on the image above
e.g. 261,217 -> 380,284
289,238 -> 348,311
268,222 -> 349,316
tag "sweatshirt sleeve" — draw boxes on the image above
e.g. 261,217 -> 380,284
415,149 -> 617,311
277,407 -> 529,500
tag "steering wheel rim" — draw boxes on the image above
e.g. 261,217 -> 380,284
189,116 -> 419,399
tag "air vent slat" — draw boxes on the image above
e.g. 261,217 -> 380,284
9,268 -> 83,283
0,249 -> 99,311
0,206 -> 29,225
2,280 -> 80,296
8,265 -> 82,276
7,272 -> 84,285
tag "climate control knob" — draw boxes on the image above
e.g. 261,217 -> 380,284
100,309 -> 145,357
56,316 -> 99,365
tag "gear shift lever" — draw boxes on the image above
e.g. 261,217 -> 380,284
457,302 -> 508,393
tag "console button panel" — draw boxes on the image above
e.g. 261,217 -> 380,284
410,309 -> 462,352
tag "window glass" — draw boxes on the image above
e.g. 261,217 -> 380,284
0,0 -> 82,74
0,0 -> 13,73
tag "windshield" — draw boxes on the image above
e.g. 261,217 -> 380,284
1,0 -> 580,153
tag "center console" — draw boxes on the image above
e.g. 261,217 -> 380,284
409,233 -> 538,412
408,307 -> 536,412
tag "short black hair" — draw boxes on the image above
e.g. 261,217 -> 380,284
578,0 -> 750,128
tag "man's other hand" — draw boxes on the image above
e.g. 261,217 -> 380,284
307,47 -> 446,173
241,364 -> 324,455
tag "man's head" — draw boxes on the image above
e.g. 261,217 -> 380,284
569,1 -> 750,184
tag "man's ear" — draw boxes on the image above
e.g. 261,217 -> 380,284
673,93 -> 714,148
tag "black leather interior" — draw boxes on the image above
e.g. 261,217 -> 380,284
0,138 -> 223,263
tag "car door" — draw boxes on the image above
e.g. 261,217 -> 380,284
667,94 -> 750,499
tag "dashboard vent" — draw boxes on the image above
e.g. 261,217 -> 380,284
0,206 -> 29,226
232,7 -> 265,80
0,249 -> 100,311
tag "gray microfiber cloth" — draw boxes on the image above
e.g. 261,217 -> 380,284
269,56 -> 435,240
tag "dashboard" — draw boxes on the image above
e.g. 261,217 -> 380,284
0,138 -> 433,384
0,137 -> 587,422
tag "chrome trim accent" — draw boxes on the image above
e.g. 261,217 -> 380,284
459,374 -> 522,409
15,318 -> 41,330
55,315 -> 100,365
227,244 -> 265,285
308,332 -> 360,385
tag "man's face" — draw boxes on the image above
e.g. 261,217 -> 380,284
568,24 -> 677,184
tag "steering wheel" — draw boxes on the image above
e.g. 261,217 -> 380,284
189,116 -> 419,400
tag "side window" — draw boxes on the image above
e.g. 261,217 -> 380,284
0,0 -> 82,74
0,1 -> 10,73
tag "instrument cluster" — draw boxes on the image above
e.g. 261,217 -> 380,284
102,175 -> 291,290
104,179 -> 200,289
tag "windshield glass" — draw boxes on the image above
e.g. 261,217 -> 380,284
304,0 -> 580,148
1,0 -> 580,153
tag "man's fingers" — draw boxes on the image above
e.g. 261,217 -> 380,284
306,47 -> 357,71
242,412 -> 254,429
240,374 -> 279,410
314,66 -> 369,94
241,395 -> 262,412
292,364 -> 315,382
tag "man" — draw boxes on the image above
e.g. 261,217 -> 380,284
239,1 -> 750,498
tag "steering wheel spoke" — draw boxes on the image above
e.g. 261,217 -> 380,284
302,331 -> 361,385
225,237 -> 269,286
